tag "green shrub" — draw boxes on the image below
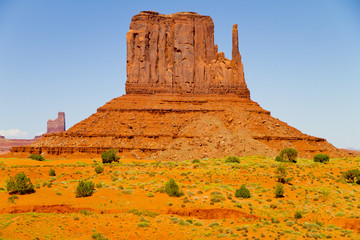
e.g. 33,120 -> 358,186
164,178 -> 183,197
313,154 -> 330,163
343,169 -> 360,183
235,184 -> 251,199
95,165 -> 104,174
274,183 -> 284,198
210,192 -> 226,203
192,159 -> 201,164
279,148 -> 298,163
29,154 -> 45,161
6,172 -> 35,195
75,181 -> 95,198
48,168 -> 56,176
8,195 -> 18,203
91,232 -> 108,240
225,156 -> 240,163
294,211 -> 302,219
101,149 -> 120,164
275,165 -> 292,184
275,156 -> 285,162
138,222 -> 149,227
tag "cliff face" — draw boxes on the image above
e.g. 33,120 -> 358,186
126,11 -> 250,97
47,112 -> 65,134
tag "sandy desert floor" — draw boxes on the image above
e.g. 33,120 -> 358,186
0,155 -> 359,239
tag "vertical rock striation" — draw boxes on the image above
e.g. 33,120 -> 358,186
126,11 -> 250,97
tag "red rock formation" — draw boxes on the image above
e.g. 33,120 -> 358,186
47,112 -> 65,134
0,137 -> 38,155
10,11 -> 349,160
126,11 -> 250,97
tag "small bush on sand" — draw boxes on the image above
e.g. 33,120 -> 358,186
75,181 -> 95,198
192,159 -> 201,164
48,168 -> 56,176
164,179 -> 183,197
91,232 -> 108,240
29,154 -> 45,161
274,183 -> 284,198
279,148 -> 298,163
6,172 -> 35,195
275,165 -> 292,184
235,184 -> 251,199
101,149 -> 120,164
343,169 -> 360,183
275,156 -> 285,162
95,165 -> 104,174
294,211 -> 302,219
313,154 -> 330,163
225,156 -> 240,163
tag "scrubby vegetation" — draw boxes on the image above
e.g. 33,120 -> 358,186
29,154 -> 45,161
313,154 -> 330,163
75,180 -> 95,198
6,172 -> 35,195
164,178 -> 183,197
343,169 -> 360,183
274,183 -> 284,198
95,165 -> 104,174
101,149 -> 120,163
225,156 -> 240,163
48,168 -> 56,176
235,184 -> 251,198
1,155 -> 360,239
274,165 -> 292,184
279,148 -> 298,163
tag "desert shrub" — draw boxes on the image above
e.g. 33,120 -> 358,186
101,149 -> 120,164
210,192 -> 226,203
164,178 -> 183,197
29,154 -> 45,161
75,180 -> 95,198
313,154 -> 330,163
275,165 -> 292,184
95,165 -> 104,174
225,156 -> 240,163
192,159 -> 201,164
343,169 -> 360,183
274,183 -> 284,198
235,184 -> 251,199
91,232 -> 108,240
48,168 -> 56,176
275,156 -> 285,162
279,148 -> 298,163
8,195 -> 18,203
294,211 -> 302,219
6,172 -> 35,195
138,222 -> 149,228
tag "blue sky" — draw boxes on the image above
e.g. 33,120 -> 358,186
0,0 -> 359,149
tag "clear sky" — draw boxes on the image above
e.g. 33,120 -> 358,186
0,0 -> 359,149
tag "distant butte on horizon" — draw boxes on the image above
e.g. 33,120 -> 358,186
9,11 -> 352,160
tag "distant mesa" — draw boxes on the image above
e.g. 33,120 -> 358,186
10,11 -> 351,159
0,112 -> 65,155
47,112 -> 66,134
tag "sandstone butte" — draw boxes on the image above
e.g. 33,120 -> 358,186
10,11 -> 350,160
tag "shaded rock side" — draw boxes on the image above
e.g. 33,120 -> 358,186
126,11 -> 250,97
47,112 -> 66,134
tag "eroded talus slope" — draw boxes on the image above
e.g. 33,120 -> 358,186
12,94 -> 345,160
